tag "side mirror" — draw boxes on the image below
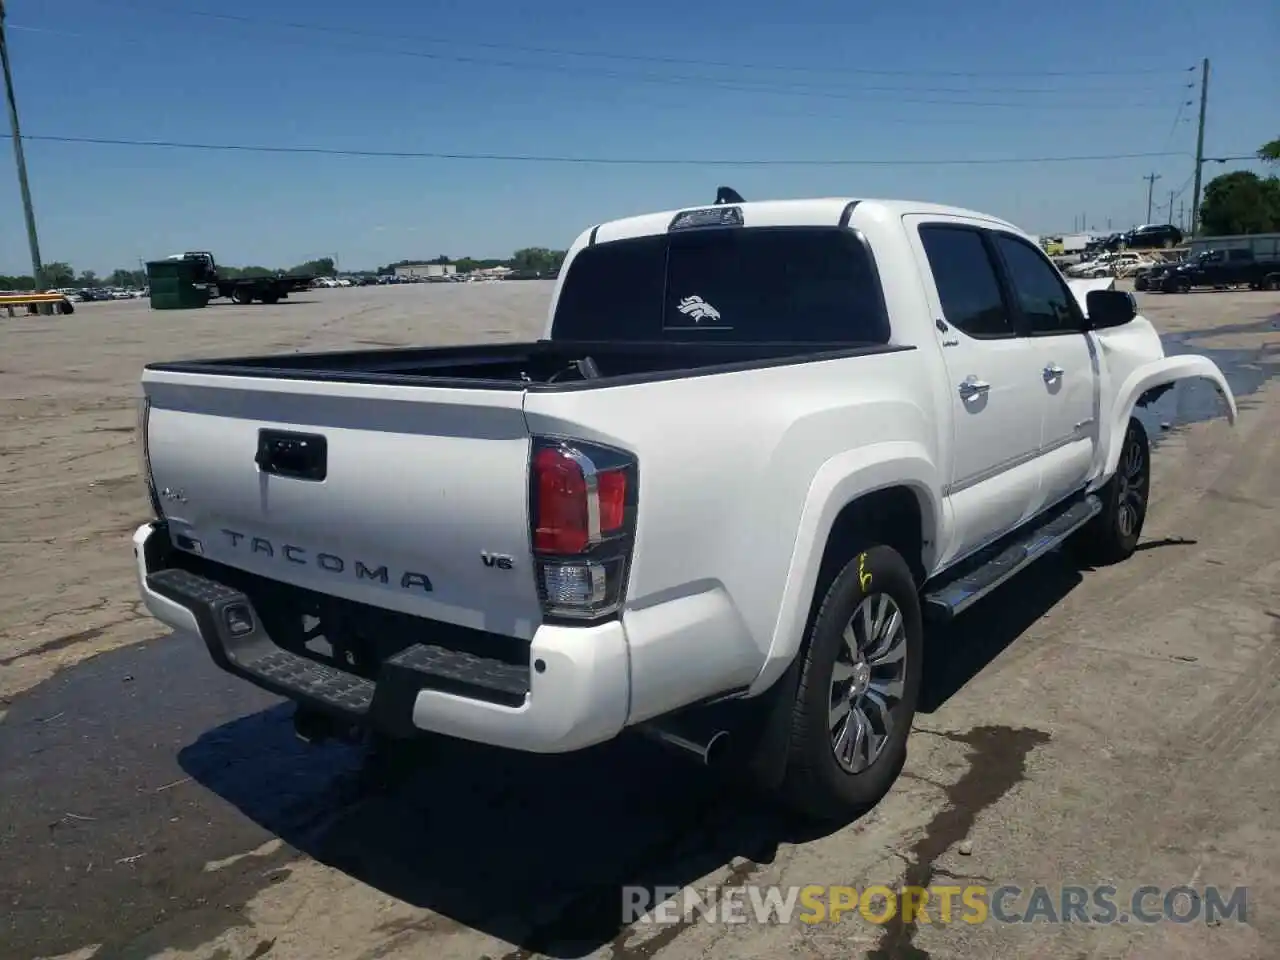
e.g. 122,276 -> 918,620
1085,289 -> 1136,330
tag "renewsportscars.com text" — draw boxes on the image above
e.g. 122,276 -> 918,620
623,883 -> 1248,927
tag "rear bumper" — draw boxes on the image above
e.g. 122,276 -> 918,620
132,522 -> 631,752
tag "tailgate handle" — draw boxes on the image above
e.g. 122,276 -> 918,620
255,429 -> 327,481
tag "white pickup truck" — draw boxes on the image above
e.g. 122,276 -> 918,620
132,191 -> 1237,821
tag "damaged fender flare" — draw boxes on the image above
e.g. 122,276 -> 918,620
1101,355 -> 1238,479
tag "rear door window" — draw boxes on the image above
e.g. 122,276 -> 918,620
551,227 -> 889,343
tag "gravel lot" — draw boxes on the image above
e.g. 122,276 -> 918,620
1,282 -> 1277,960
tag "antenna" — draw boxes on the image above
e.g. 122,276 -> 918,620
714,186 -> 744,205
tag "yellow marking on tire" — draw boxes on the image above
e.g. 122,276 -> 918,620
858,552 -> 873,591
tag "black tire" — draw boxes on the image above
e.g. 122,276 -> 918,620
778,544 -> 923,822
261,291 -> 280,305
232,287 -> 254,304
1072,417 -> 1150,566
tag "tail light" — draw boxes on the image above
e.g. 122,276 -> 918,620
137,395 -> 164,519
530,437 -> 638,621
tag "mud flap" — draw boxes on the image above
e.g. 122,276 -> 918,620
735,653 -> 806,793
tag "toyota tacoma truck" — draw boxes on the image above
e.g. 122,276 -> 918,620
132,190 -> 1237,821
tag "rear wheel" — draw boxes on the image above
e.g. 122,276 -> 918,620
1072,417 -> 1150,566
232,287 -> 254,304
778,544 -> 923,822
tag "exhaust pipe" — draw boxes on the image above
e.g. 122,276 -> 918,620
638,719 -> 732,767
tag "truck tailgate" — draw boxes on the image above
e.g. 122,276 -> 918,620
142,371 -> 542,638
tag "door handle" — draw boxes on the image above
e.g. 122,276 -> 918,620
1043,364 -> 1065,382
958,377 -> 990,400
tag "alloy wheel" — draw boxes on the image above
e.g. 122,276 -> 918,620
1115,428 -> 1149,538
828,593 -> 908,774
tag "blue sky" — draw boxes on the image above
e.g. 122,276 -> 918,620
2,0 -> 1275,274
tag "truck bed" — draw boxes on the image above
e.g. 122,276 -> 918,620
146,339 -> 911,391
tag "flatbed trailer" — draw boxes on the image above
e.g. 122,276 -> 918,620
211,273 -> 313,305
167,251 -> 313,305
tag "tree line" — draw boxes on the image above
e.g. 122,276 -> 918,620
1197,137 -> 1280,236
1,247 -> 567,292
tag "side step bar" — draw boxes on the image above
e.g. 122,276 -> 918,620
923,494 -> 1101,622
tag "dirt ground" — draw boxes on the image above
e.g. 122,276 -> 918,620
0,283 -> 548,708
1,282 -> 1277,960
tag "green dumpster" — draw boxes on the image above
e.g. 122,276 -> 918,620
146,258 -> 209,310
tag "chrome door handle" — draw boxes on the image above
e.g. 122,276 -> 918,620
1043,364 -> 1065,382
958,377 -> 990,400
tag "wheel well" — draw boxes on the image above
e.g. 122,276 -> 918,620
803,487 -> 927,637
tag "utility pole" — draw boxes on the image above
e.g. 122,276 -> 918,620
1143,172 -> 1162,223
0,0 -> 43,287
1178,201 -> 1185,231
1189,57 -> 1209,237
1167,189 -> 1175,224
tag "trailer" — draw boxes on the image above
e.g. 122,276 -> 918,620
170,252 -> 313,305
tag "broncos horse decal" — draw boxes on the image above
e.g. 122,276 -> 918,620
676,295 -> 722,323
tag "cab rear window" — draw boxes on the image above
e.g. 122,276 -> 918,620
551,227 -> 889,343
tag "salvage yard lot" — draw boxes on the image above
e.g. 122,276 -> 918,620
1,283 -> 1278,960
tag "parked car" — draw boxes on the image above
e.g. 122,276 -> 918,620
1134,262 -> 1178,291
1114,254 -> 1160,278
1161,248 -> 1280,293
130,192 -> 1237,822
1123,224 -> 1183,250
1065,252 -> 1150,278
1083,233 -> 1126,258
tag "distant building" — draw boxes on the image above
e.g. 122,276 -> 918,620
393,263 -> 457,279
1187,232 -> 1280,259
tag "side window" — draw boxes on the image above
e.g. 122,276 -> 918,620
993,233 -> 1082,336
918,225 -> 1013,338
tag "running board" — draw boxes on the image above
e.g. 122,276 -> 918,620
923,495 -> 1101,622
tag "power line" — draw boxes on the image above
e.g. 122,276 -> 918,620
1160,98 -> 1193,153
22,134 -> 1202,166
1170,171 -> 1196,201
8,23 -> 1186,109
71,2 -> 1197,81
